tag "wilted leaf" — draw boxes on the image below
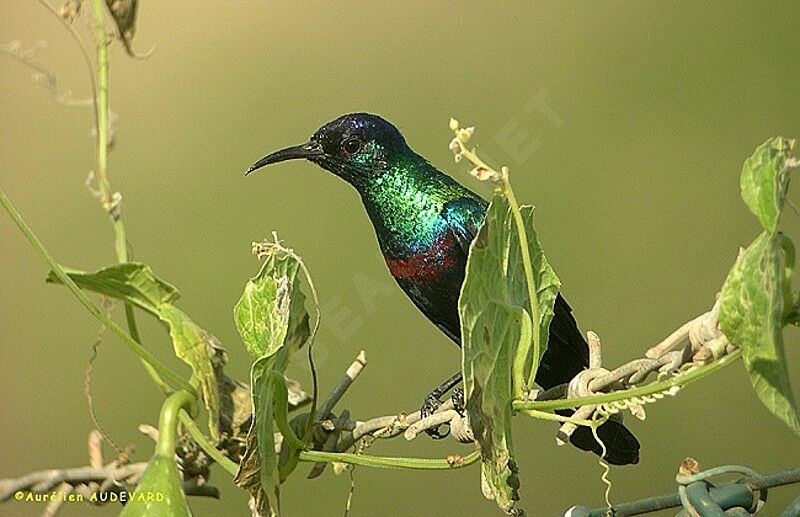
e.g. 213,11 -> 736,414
211,343 -> 252,454
119,455 -> 191,517
461,302 -> 526,515
740,137 -> 796,232
233,253 -> 310,517
719,232 -> 800,435
458,193 -> 559,515
105,0 -> 146,58
236,357 -> 282,517
159,305 -> 222,440
46,263 -> 179,316
460,193 -> 560,395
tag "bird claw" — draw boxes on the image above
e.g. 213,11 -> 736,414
450,387 -> 465,416
420,392 -> 450,439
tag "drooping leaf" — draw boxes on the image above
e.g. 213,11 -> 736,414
460,193 -> 560,396
461,302 -> 527,516
722,136 -> 800,436
233,252 -> 310,517
46,262 -> 179,316
719,231 -> 800,435
119,455 -> 191,517
46,263 -> 224,439
158,305 -> 222,440
105,0 -> 146,58
105,0 -> 137,38
458,192 -> 558,515
211,343 -> 253,455
739,137 -> 796,232
512,204 -> 560,384
236,357 -> 282,517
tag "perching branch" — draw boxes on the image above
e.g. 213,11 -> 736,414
288,298 -> 739,469
516,299 -> 739,416
0,430 -> 219,516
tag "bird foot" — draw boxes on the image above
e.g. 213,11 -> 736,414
420,392 -> 449,439
450,387 -> 465,416
420,388 -> 466,439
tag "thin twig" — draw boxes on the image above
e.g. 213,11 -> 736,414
0,464 -> 145,501
0,463 -> 219,504
318,351 -> 367,418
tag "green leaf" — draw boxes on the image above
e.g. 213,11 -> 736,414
45,263 -> 224,440
461,301 -> 526,516
740,137 -> 796,232
119,455 -> 191,517
158,305 -> 222,440
719,232 -> 800,435
234,254 -> 299,359
236,357 -> 282,516
46,262 -> 179,317
513,205 -> 560,386
458,193 -> 559,515
233,253 -> 310,517
460,193 -> 560,396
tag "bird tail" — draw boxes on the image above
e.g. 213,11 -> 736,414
565,416 -> 640,466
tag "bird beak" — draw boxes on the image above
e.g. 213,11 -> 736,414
245,140 -> 324,176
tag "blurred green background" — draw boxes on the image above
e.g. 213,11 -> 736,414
2,2 -> 799,516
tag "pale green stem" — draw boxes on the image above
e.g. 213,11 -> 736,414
156,391 -> 196,457
270,371 -> 306,451
298,450 -> 481,470
0,187 -> 196,396
513,349 -> 741,412
91,0 -> 110,197
88,1 -> 169,394
287,249 -> 322,445
499,173 -> 542,392
519,408 -> 593,426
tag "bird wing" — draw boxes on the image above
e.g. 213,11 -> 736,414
441,196 -> 487,257
535,294 -> 590,388
427,196 -> 487,344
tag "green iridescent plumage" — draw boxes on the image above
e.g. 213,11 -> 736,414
360,153 -> 486,257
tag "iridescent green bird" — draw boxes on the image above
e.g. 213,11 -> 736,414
246,113 -> 639,465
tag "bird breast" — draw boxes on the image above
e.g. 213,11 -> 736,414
384,233 -> 458,281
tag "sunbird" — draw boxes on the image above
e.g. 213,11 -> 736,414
246,113 -> 639,465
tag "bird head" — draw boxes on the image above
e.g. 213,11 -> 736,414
246,113 -> 412,189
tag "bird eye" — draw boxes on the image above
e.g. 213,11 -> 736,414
341,137 -> 362,155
